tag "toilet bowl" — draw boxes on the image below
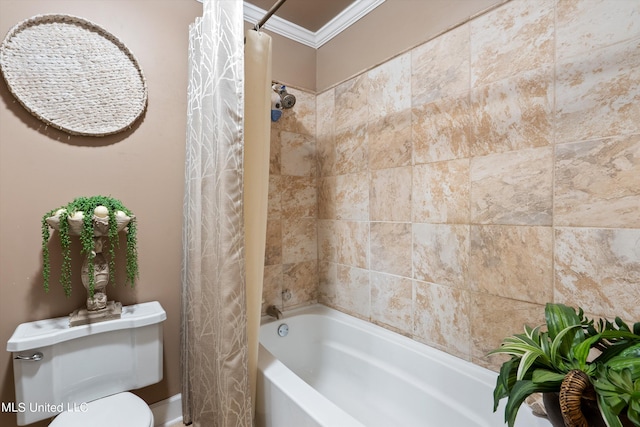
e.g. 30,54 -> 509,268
48,392 -> 153,427
7,301 -> 165,426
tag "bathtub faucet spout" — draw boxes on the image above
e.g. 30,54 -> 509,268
266,305 -> 282,320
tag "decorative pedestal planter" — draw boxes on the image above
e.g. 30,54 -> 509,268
45,211 -> 134,326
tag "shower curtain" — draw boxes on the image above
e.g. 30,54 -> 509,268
181,0 -> 251,425
244,28 -> 272,409
181,0 -> 272,425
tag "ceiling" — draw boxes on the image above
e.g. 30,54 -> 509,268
243,0 -> 386,48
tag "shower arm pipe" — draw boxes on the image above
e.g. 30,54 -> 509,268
254,0 -> 287,31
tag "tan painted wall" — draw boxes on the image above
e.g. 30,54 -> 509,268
244,21 -> 316,91
0,1 -> 201,426
250,0 -> 506,92
316,0 -> 504,92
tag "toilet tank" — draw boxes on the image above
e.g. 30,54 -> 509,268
6,301 -> 166,426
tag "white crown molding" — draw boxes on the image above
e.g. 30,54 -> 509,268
315,0 -> 385,47
244,2 -> 316,47
243,0 -> 386,49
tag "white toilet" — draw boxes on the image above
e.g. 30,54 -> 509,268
6,301 -> 166,426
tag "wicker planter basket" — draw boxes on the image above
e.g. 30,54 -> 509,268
543,370 -> 633,427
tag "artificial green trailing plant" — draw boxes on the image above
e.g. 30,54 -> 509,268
490,303 -> 640,427
41,195 -> 138,297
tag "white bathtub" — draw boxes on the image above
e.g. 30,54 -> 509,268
256,304 -> 549,427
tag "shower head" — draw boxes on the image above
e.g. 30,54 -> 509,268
272,83 -> 296,109
280,92 -> 296,109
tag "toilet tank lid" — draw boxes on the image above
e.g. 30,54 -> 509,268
6,301 -> 166,352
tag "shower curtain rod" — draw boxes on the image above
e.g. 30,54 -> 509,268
254,0 -> 287,30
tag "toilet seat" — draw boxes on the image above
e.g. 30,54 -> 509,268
49,392 -> 153,427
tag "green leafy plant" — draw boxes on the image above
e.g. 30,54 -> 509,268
593,346 -> 640,427
42,195 -> 138,297
490,303 -> 640,427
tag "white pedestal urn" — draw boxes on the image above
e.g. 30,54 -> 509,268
45,210 -> 134,326
81,236 -> 110,311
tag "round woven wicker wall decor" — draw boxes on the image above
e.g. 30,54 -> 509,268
0,14 -> 147,137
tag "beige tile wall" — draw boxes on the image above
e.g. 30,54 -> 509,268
263,89 -> 319,313
266,0 -> 640,371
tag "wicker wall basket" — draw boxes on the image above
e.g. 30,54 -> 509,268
0,14 -> 147,136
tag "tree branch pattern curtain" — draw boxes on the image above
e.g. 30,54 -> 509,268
181,0 -> 251,425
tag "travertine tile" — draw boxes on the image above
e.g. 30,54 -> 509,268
411,24 -> 470,106
412,94 -> 471,164
368,109 -> 412,170
318,176 -> 336,220
412,223 -> 469,289
263,88 -> 318,312
316,90 -> 336,177
556,0 -> 640,59
265,219 -> 282,266
555,227 -> 640,321
283,260 -> 318,308
267,175 -> 282,220
282,218 -> 317,264
470,293 -> 545,370
335,74 -> 369,131
318,220 -> 368,269
317,133 -> 336,178
335,264 -> 370,320
470,66 -> 553,156
470,147 -> 553,225
336,220 -> 369,269
270,128 -> 281,175
318,261 -> 338,306
266,0 -> 640,369
370,222 -> 412,278
280,131 -> 317,177
555,134 -> 640,228
316,89 -> 335,137
262,264 -> 283,312
368,53 -> 411,122
414,281 -> 470,360
470,0 -> 554,87
281,176 -> 316,219
412,159 -> 470,224
335,123 -> 368,175
273,88 -> 316,137
335,173 -> 369,221
469,225 -> 553,304
370,166 -> 412,222
294,88 -> 318,137
556,38 -> 640,144
371,272 -> 413,335
317,219 -> 338,263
